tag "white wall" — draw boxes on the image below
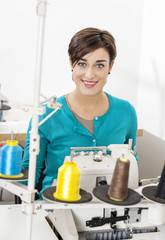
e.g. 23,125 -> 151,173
135,0 -> 165,179
137,0 -> 165,141
0,0 -> 143,109
0,0 -> 165,180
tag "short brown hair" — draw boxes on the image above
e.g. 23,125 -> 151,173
68,27 -> 117,66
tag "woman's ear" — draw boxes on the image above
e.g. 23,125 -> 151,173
69,58 -> 73,71
108,60 -> 115,74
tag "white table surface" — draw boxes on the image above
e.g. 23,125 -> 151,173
0,204 -> 57,240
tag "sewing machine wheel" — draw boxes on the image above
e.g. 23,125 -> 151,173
142,185 -> 165,204
0,169 -> 28,181
42,186 -> 92,203
93,185 -> 141,205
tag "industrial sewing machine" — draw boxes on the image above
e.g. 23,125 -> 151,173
44,143 -> 165,240
0,142 -> 164,240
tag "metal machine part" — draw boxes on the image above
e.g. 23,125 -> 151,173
70,147 -> 107,156
96,176 -> 107,186
86,209 -> 129,229
49,209 -> 158,240
139,177 -> 160,186
48,144 -> 164,240
79,226 -> 158,240
47,205 -> 162,240
65,144 -> 139,193
86,208 -> 147,230
79,229 -> 133,240
124,208 -> 145,224
93,153 -> 103,162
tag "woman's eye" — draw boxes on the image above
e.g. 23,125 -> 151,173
78,62 -> 86,67
96,64 -> 104,68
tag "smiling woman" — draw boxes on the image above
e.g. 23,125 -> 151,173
67,28 -> 116,120
68,48 -> 113,119
68,48 -> 113,113
21,27 -> 138,199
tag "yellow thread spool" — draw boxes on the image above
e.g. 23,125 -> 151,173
54,161 -> 81,201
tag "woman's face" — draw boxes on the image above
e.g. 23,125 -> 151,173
70,48 -> 114,97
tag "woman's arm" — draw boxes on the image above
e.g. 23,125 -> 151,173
0,141 -> 6,148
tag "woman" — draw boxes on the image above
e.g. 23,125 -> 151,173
22,27 -> 138,197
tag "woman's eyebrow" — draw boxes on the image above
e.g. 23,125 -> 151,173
80,59 -> 107,62
96,60 -> 107,62
80,58 -> 87,61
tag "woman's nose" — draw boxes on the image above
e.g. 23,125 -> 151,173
85,67 -> 95,79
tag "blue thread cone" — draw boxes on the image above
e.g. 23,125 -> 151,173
0,140 -> 22,176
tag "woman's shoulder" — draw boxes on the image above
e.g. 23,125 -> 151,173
106,93 -> 136,112
56,95 -> 66,103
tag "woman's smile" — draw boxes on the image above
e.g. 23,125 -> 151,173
71,48 -> 113,97
81,80 -> 98,88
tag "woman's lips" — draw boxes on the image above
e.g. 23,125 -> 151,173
82,80 -> 98,88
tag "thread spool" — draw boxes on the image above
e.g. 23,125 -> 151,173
155,164 -> 165,200
108,156 -> 130,201
0,140 -> 23,178
54,161 -> 81,201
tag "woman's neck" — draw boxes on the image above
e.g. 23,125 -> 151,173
67,90 -> 109,120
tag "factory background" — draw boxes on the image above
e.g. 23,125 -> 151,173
0,0 -> 165,179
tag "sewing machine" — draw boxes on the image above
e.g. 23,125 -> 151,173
45,143 -> 165,240
0,142 -> 165,240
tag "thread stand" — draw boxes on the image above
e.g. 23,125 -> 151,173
42,186 -> 92,203
43,152 -> 93,203
0,1 -> 48,240
142,164 -> 165,204
93,184 -> 141,206
142,185 -> 165,204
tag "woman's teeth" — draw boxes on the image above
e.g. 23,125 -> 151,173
82,80 -> 98,87
84,81 -> 95,85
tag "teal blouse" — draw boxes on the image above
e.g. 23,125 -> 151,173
22,93 -> 138,195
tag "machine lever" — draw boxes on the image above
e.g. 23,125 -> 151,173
86,213 -> 129,228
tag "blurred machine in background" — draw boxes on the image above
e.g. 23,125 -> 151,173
0,84 -> 11,122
